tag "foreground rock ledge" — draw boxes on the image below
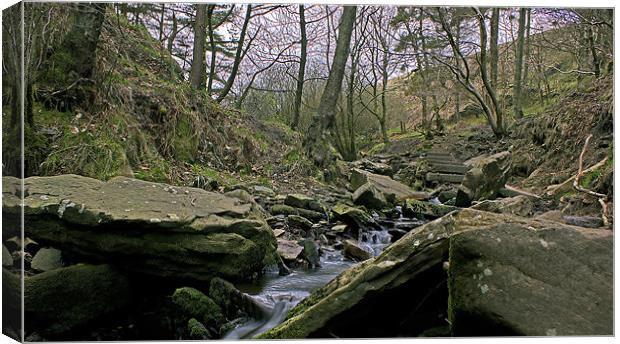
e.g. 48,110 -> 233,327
257,209 -> 612,338
2,175 -> 277,282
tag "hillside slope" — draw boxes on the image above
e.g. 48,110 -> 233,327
19,9 -> 306,190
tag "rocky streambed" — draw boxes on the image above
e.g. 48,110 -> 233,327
2,149 -> 613,340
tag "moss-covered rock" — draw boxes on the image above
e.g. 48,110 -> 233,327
287,215 -> 313,230
330,203 -> 378,230
270,204 -> 324,222
2,175 -> 277,282
403,199 -> 458,219
187,318 -> 211,339
284,194 -> 325,213
172,287 -> 224,327
2,268 -> 21,339
24,264 -> 131,336
209,277 -> 264,319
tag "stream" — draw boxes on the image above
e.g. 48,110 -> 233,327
223,227 -> 397,339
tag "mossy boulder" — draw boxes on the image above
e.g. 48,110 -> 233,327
257,209 -> 612,338
403,199 -> 458,219
284,194 -> 325,212
301,239 -> 320,268
209,277 -> 264,319
270,204 -> 325,222
31,248 -> 64,272
2,175 -> 277,282
330,203 -> 378,231
2,268 -> 21,339
350,159 -> 393,176
24,264 -> 131,336
172,287 -> 224,327
287,215 -> 313,230
187,318 -> 210,339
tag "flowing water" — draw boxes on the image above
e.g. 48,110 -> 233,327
224,210 -> 424,339
224,250 -> 355,339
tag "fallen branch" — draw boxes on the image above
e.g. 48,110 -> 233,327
546,157 -> 608,196
49,78 -> 94,97
573,134 -> 610,228
504,184 -> 542,199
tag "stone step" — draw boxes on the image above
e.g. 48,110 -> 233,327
428,163 -> 469,175
426,172 -> 465,183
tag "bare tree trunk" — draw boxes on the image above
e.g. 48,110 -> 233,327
489,8 -> 500,89
477,8 -> 504,136
190,4 -> 207,89
513,8 -> 526,119
522,9 -> 531,87
158,4 -> 165,42
380,48 -> 389,144
216,5 -> 252,102
417,11 -> 430,129
454,20 -> 461,120
206,4 -> 216,95
167,11 -> 178,53
291,5 -> 306,130
586,17 -> 601,77
304,5 -> 356,169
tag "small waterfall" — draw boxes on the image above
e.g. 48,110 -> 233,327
360,228 -> 392,256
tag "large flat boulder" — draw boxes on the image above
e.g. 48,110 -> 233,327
2,175 -> 277,282
448,217 -> 612,336
257,209 -> 612,338
350,168 -> 429,203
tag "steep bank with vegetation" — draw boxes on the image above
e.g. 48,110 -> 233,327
5,6 -> 308,192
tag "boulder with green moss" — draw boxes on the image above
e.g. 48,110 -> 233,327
330,203 -> 378,231
187,318 -> 211,339
269,204 -> 325,222
209,277 -> 264,319
24,264 -> 131,336
257,209 -> 612,338
284,194 -> 325,212
403,199 -> 458,219
172,287 -> 224,329
2,175 -> 277,282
